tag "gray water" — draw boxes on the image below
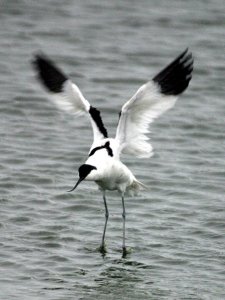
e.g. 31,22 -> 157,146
0,0 -> 225,299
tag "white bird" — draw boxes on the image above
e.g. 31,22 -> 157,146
33,49 -> 193,257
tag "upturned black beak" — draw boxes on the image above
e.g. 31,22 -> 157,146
67,177 -> 83,192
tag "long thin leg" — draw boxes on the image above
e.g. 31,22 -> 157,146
100,191 -> 109,254
122,194 -> 127,257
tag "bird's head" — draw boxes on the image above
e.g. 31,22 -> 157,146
68,164 -> 97,192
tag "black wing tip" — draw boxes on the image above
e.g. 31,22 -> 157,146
153,48 -> 194,96
32,52 -> 68,93
89,106 -> 108,138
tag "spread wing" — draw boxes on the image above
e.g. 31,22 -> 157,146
115,48 -> 194,158
32,54 -> 108,142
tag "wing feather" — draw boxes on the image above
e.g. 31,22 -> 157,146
115,49 -> 194,158
33,54 -> 108,141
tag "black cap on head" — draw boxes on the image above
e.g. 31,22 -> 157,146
68,164 -> 97,192
79,164 -> 97,180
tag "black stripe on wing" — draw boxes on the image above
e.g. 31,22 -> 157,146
33,54 -> 67,93
153,48 -> 194,95
89,141 -> 113,157
89,106 -> 108,138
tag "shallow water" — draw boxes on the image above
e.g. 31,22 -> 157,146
0,0 -> 225,299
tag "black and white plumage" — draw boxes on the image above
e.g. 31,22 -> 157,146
33,49 -> 194,256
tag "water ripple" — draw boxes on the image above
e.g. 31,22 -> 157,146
0,0 -> 225,299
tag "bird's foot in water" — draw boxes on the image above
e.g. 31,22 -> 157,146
122,246 -> 132,258
99,244 -> 107,256
122,246 -> 128,258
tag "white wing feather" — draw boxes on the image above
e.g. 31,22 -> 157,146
116,81 -> 177,158
51,80 -> 90,115
51,80 -> 106,141
33,54 -> 107,142
115,49 -> 193,158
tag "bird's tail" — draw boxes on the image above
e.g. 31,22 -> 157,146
127,179 -> 149,196
133,179 -> 149,191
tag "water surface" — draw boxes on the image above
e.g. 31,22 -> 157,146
0,0 -> 225,299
